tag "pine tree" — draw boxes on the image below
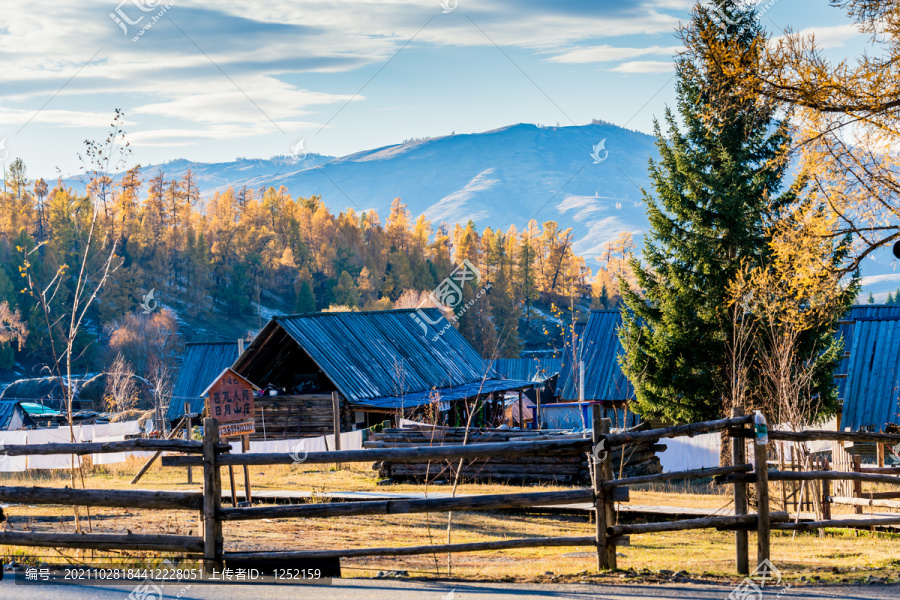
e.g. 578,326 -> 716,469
620,1 -> 797,423
868,291 -> 875,304
295,279 -> 316,313
333,270 -> 360,308
888,291 -> 895,305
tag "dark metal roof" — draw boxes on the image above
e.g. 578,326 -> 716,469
233,309 -> 533,407
835,305 -> 900,400
0,400 -> 34,430
556,310 -> 634,402
486,358 -> 562,382
841,316 -> 900,431
167,342 -> 241,421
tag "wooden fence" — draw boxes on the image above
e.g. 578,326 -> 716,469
2,409 -> 900,577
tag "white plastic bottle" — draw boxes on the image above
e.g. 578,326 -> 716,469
754,410 -> 769,446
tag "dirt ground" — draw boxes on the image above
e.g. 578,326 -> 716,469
1,458 -> 899,585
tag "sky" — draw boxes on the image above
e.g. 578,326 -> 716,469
0,0 -> 867,178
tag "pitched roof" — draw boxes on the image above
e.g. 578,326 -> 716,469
556,310 -> 634,402
486,358 -> 562,382
199,367 -> 261,398
840,316 -> 900,431
167,342 -> 241,421
232,309 -> 533,407
0,400 -> 34,430
835,305 -> 900,401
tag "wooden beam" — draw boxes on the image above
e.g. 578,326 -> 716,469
607,512 -> 789,537
600,464 -> 751,490
604,415 -> 754,447
202,417 -> 223,574
162,437 -> 592,467
1,438 -> 227,456
830,496 -> 900,509
218,489 -> 594,521
224,535 -> 598,560
592,406 -> 605,571
859,466 -> 900,475
0,486 -> 202,510
773,517 -> 900,531
332,392 -> 342,468
728,428 -> 900,445
599,416 -> 617,570
0,531 -> 203,552
754,435 -> 770,566
731,406 -> 749,576
717,470 -> 900,486
185,402 -> 193,485
131,416 -> 187,484
242,434 -> 252,505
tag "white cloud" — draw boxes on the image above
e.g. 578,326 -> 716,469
549,44 -> 683,64
774,24 -> 861,50
612,60 -> 675,74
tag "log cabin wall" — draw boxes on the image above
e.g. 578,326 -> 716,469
252,392 -> 353,440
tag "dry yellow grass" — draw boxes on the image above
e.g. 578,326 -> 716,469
1,458 -> 899,584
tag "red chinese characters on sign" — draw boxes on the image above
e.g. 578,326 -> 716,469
206,369 -> 256,424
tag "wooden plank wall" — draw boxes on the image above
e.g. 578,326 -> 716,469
252,393 -> 353,440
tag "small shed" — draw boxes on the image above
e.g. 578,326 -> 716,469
0,400 -> 36,431
166,342 -> 242,423
231,309 -> 534,437
840,316 -> 900,432
557,310 -> 635,402
555,310 -> 640,428
200,368 -> 260,436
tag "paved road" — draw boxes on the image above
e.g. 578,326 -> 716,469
2,578 -> 899,599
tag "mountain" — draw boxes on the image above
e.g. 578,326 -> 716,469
138,122 -> 658,259
66,121 -> 899,298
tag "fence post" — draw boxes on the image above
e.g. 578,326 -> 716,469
731,406 -> 749,575
591,405 -> 616,571
185,402 -> 193,484
754,428 -> 770,568
202,418 -> 223,574
822,457 -> 832,523
852,455 -> 863,515
332,392 -> 342,469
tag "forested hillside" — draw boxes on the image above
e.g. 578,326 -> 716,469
0,150 -> 634,381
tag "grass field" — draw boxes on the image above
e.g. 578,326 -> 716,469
2,458 -> 899,585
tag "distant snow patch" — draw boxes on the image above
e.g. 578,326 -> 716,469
424,169 -> 498,224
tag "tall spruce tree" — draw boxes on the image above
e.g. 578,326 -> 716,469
620,1 -> 796,423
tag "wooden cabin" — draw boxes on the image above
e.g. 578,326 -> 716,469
229,309 -> 535,439
555,310 -> 642,430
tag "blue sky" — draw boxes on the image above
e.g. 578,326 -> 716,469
0,0 -> 865,177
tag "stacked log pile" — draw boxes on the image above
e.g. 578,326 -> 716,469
370,424 -> 664,484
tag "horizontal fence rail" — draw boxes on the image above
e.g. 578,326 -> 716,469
604,415 -> 754,447
772,517 -> 900,531
161,437 -> 592,468
0,439 -> 231,456
224,536 -> 601,561
0,531 -> 204,553
717,470 -> 900,486
601,464 -> 752,490
3,410 -> 900,578
829,496 -> 900,509
728,428 -> 900,445
218,489 -> 600,521
607,512 -> 790,537
0,486 -> 203,511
